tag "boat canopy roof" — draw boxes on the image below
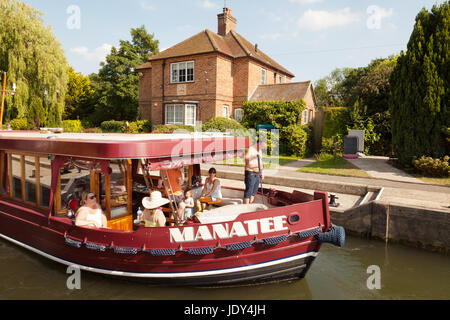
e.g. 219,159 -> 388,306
0,132 -> 249,164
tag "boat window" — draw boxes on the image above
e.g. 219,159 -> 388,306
106,160 -> 129,219
57,160 -> 92,215
0,152 -> 6,194
24,156 -> 36,204
1,153 -> 49,210
38,157 -> 51,208
10,154 -> 22,200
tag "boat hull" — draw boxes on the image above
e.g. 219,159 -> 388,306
0,231 -> 318,286
0,192 -> 331,286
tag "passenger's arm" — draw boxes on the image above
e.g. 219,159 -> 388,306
157,210 -> 166,227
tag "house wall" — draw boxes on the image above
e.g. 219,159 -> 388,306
138,52 -> 296,126
138,68 -> 152,121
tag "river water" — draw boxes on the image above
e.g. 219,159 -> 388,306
0,235 -> 448,300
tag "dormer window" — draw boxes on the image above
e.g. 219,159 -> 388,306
171,61 -> 194,83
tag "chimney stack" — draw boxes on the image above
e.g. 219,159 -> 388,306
218,7 -> 237,36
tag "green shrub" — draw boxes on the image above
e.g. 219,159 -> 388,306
10,118 -> 29,131
413,156 -> 449,177
242,100 -> 306,129
322,107 -> 351,139
62,120 -> 84,133
280,124 -> 309,157
128,120 -> 152,133
321,136 -> 343,154
83,127 -> 102,133
152,124 -> 195,133
202,117 -> 245,133
101,120 -> 126,133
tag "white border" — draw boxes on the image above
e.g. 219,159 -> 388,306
0,232 -> 318,279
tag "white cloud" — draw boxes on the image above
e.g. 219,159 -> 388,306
201,0 -> 219,10
297,8 -> 360,31
70,44 -> 113,63
140,0 -> 155,11
259,33 -> 282,40
259,8 -> 282,22
289,0 -> 323,4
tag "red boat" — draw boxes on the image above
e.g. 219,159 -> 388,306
0,131 -> 345,286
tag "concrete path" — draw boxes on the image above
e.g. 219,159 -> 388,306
346,156 -> 424,184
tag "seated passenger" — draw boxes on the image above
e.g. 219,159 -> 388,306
184,188 -> 195,219
142,191 -> 169,228
75,192 -> 108,229
200,168 -> 223,211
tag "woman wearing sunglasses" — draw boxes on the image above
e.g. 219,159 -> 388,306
75,191 -> 108,229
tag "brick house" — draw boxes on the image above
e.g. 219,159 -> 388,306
137,7 -> 317,127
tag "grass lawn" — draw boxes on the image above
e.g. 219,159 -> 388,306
298,154 -> 371,178
413,175 -> 450,186
216,154 -> 300,169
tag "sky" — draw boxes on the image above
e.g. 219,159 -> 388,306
22,0 -> 446,83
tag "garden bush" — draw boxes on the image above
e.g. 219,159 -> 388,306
280,124 -> 309,157
242,100 -> 306,129
152,124 -> 195,133
413,156 -> 449,177
101,120 -> 126,133
202,117 -> 245,134
83,127 -> 102,133
9,118 -> 29,131
62,120 -> 84,133
322,107 -> 351,139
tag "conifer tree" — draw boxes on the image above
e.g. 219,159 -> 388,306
0,0 -> 68,127
390,2 -> 449,166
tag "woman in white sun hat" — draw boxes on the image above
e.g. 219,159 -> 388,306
142,191 -> 170,228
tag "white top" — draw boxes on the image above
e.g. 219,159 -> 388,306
206,180 -> 222,199
86,209 -> 103,228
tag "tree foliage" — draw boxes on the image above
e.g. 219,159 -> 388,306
87,26 -> 159,125
64,67 -> 94,120
390,2 -> 450,166
0,0 -> 68,127
315,57 -> 397,156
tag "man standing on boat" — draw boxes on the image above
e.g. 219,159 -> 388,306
244,136 -> 267,204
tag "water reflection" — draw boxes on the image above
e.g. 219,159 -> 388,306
0,236 -> 449,300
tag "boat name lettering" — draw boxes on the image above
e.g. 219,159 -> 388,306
170,216 -> 288,243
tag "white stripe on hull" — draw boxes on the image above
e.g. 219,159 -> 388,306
0,232 -> 319,279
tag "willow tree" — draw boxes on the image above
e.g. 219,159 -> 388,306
0,0 -> 68,127
390,2 -> 449,166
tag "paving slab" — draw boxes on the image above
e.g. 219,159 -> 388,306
347,156 -> 424,184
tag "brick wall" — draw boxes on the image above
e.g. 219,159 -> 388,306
139,52 -> 295,126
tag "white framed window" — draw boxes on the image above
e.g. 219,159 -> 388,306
165,104 -> 184,125
171,61 -> 194,83
279,75 -> 284,84
261,69 -> 266,85
185,104 -> 197,126
222,105 -> 230,118
165,104 -> 197,126
303,110 -> 308,124
309,110 -> 313,122
234,108 -> 244,122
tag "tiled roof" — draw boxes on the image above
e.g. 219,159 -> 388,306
249,81 -> 315,103
136,62 -> 152,70
146,29 -> 294,77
